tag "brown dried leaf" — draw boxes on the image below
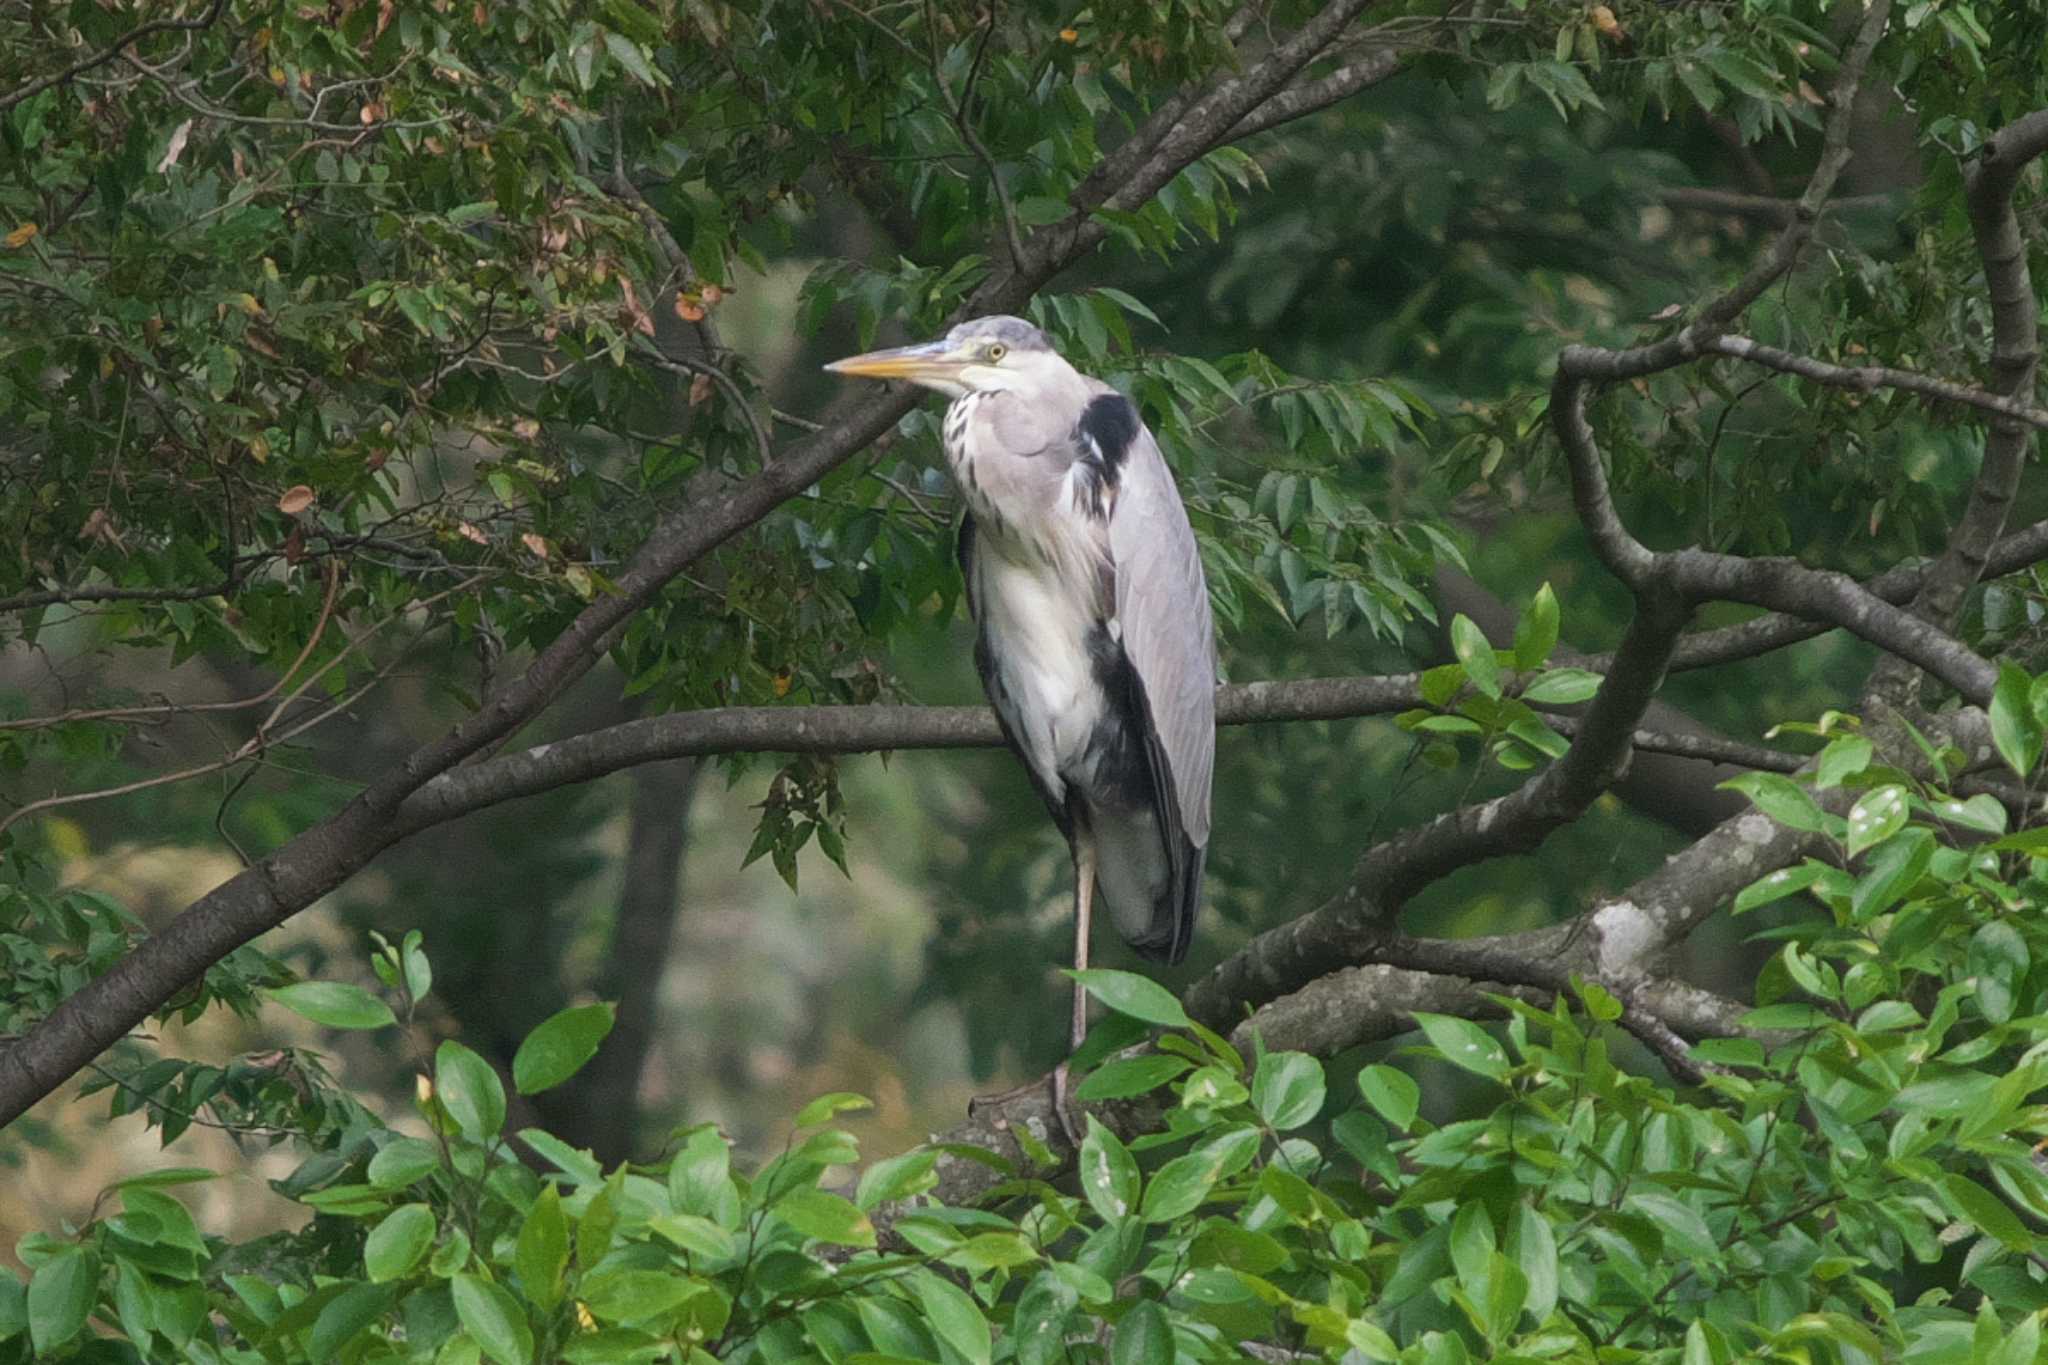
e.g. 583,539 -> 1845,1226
284,525 -> 306,565
1588,5 -> 1624,40
359,101 -> 385,125
512,417 -> 541,440
457,521 -> 488,545
3,223 -> 35,249
688,372 -> 714,406
79,507 -> 119,545
521,532 -> 551,558
619,277 -> 654,336
156,119 -> 193,173
277,485 -> 316,515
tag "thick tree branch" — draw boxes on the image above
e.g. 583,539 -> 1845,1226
908,957 -> 1757,1212
1221,47 -> 1404,142
1662,516 -> 2048,671
1184,582 -> 1692,1029
1551,372 -> 1998,703
1901,109 -> 2048,629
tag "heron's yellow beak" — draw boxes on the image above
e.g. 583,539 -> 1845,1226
822,339 -> 970,384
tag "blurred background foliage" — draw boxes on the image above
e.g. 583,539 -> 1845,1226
0,0 -> 2040,1269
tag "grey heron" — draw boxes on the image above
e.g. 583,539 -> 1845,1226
826,315 -> 1216,1092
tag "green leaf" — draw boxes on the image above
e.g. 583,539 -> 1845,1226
1813,734 -> 1874,788
1508,1202 -> 1559,1323
367,1137 -> 441,1189
513,1003 -> 616,1095
265,981 -> 396,1030
579,1269 -> 699,1325
1449,1201 -> 1495,1292
435,1041 -> 506,1141
1067,969 -> 1191,1029
1851,828 -> 1933,923
122,1188 -> 206,1254
1451,613 -> 1502,699
1520,667 -> 1603,705
1357,1064 -> 1420,1129
1845,784 -> 1908,859
1075,1054 -> 1190,1100
773,1187 -> 875,1246
1719,772 -> 1829,833
915,1270 -> 992,1365
1513,584 -> 1560,670
1112,1300 -> 1175,1365
364,1204 -> 435,1283
1941,1174 -> 2032,1250
1140,1148 -> 1222,1221
516,1185 -> 569,1311
793,1091 -> 873,1127
856,1149 -> 937,1211
1969,920 -> 2030,1026
602,31 -> 659,86
1411,1012 -> 1509,1081
1251,1051 -> 1325,1130
1733,862 -> 1826,915
452,1273 -> 534,1365
27,1247 -> 94,1355
649,1214 -> 736,1262
1928,793 -> 2007,835
1078,1117 -> 1140,1222
1627,1189 -> 1719,1261
310,1282 -> 396,1363
1992,663 -> 2042,777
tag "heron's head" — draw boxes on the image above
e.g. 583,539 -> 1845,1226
824,315 -> 1063,400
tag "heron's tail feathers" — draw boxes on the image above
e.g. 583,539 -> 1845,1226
1091,805 -> 1201,966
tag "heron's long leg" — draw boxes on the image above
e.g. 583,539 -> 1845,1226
1070,827 -> 1097,1051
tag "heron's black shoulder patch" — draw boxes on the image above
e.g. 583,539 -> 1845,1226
1077,394 -> 1140,478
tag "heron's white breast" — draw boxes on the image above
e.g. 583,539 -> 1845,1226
972,542 -> 1108,795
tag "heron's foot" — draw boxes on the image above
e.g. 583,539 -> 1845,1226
966,1065 -> 1085,1149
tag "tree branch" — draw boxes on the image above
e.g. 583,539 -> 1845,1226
1184,578 -> 1693,1029
1701,334 -> 2048,432
1899,108 -> 2048,629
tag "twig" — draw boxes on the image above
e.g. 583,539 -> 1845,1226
1702,334 -> 2048,432
1661,187 -> 1895,222
639,349 -> 773,469
1,560 -> 344,733
923,0 -> 1027,268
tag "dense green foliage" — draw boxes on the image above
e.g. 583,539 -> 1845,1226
24,727 -> 2048,1365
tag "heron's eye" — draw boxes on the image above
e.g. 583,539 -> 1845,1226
986,343 -> 1008,362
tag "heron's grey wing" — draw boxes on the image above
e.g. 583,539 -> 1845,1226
1099,405 -> 1217,853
